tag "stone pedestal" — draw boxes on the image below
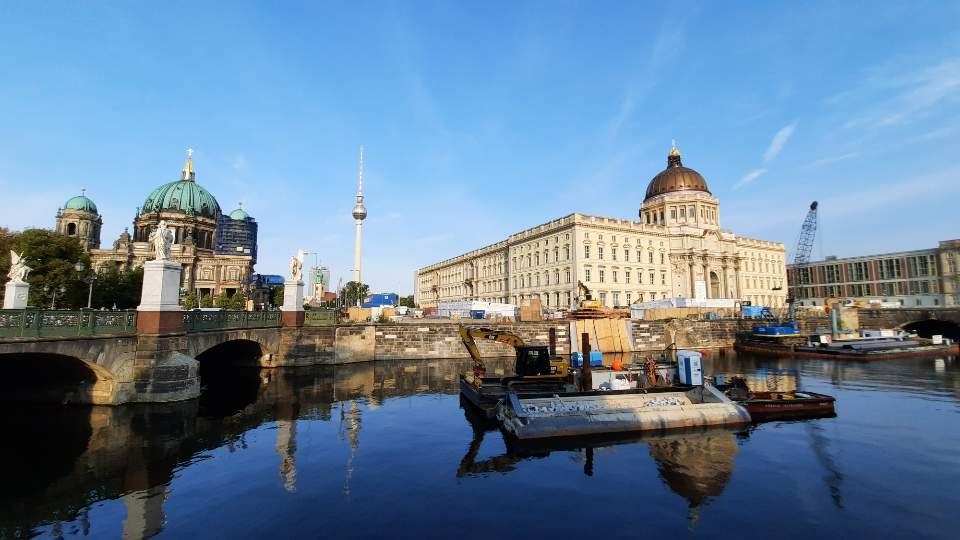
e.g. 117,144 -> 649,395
3,281 -> 29,309
281,279 -> 304,327
137,260 -> 184,335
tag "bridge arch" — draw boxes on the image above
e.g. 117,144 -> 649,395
194,338 -> 270,365
0,352 -> 117,405
900,319 -> 960,341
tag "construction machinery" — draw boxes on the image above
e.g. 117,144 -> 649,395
577,280 -> 602,310
786,201 -> 819,321
459,325 -> 568,381
458,324 -> 573,416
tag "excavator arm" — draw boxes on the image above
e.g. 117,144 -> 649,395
459,325 -> 526,376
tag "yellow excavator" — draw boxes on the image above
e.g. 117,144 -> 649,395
458,325 -> 569,382
577,280 -> 602,310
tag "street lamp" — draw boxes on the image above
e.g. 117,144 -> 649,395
74,262 -> 97,309
43,285 -> 67,309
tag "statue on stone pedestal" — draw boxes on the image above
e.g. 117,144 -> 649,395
289,251 -> 304,282
148,220 -> 175,260
6,251 -> 31,283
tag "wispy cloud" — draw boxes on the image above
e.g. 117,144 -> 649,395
909,125 -> 955,143
764,123 -> 796,162
834,57 -> 960,129
734,168 -> 767,189
607,20 -> 685,140
808,152 -> 858,168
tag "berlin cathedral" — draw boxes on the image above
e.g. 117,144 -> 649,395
53,151 -> 258,298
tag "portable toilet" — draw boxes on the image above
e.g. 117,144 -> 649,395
677,350 -> 704,386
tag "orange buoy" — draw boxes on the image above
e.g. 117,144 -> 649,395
611,357 -> 624,371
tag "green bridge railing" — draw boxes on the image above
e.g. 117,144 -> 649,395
183,310 -> 282,332
0,309 -> 138,339
304,310 -> 338,326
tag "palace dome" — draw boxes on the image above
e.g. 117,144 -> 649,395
140,152 -> 222,219
644,143 -> 711,201
229,207 -> 250,220
63,193 -> 98,213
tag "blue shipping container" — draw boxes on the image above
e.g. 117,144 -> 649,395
362,293 -> 399,308
571,351 -> 603,368
469,310 -> 485,319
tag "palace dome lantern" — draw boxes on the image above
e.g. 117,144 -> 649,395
639,141 -> 720,229
644,141 -> 711,201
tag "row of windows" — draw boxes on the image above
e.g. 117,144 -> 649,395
513,270 -> 573,289
584,245 -> 666,265
511,291 -> 670,308
513,246 -> 572,270
584,269 -> 666,285
794,280 -> 940,298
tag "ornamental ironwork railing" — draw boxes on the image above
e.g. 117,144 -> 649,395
0,309 -> 137,339
183,310 -> 282,332
304,310 -> 338,326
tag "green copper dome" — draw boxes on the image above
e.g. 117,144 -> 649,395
140,154 -> 221,219
229,207 -> 250,220
63,194 -> 98,213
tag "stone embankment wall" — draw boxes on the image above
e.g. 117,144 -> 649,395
373,321 -> 571,361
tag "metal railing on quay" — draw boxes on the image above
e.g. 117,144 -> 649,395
0,309 -> 138,339
183,310 -> 282,332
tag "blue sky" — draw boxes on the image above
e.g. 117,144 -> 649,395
1,1 -> 958,295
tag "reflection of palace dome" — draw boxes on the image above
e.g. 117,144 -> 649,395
140,153 -> 221,219
644,142 -> 711,201
63,193 -> 98,213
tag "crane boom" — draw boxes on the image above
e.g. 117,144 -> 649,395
793,201 -> 819,265
786,201 -> 819,321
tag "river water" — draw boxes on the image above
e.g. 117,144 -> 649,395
2,351 -> 959,539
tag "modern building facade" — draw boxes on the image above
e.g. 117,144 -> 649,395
415,144 -> 788,310
788,239 -> 960,308
56,151 -> 257,298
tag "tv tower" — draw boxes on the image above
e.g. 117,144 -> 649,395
351,146 -> 368,291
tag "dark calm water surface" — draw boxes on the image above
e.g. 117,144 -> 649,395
3,352 -> 960,539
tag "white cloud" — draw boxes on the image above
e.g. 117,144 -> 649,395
764,123 -> 796,162
835,56 -> 960,129
734,168 -> 767,189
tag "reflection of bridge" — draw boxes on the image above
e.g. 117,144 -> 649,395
0,357 -> 499,538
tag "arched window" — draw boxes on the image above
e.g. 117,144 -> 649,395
67,223 -> 77,235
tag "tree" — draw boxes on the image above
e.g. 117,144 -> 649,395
214,291 -> 231,309
399,295 -> 416,308
341,281 -> 370,308
0,228 -> 89,308
181,291 -> 199,310
271,285 -> 284,308
199,294 -> 214,308
228,291 -> 246,310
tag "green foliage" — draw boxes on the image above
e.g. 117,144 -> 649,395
181,291 -> 199,310
399,295 -> 416,308
214,292 -> 231,309
342,281 -> 370,308
199,294 -> 214,308
228,291 -> 246,310
271,285 -> 284,307
91,266 -> 143,309
0,228 -> 89,308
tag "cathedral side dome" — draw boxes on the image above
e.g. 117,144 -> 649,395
140,150 -> 222,219
63,192 -> 98,213
644,142 -> 711,201
229,207 -> 250,220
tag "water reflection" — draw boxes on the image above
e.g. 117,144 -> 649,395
2,352 -> 958,538
456,399 -> 742,528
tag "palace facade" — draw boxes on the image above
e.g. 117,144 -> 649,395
54,152 -> 258,298
415,144 -> 788,309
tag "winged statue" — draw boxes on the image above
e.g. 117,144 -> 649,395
7,251 -> 32,283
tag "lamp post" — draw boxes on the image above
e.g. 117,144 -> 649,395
43,285 -> 67,309
74,262 -> 97,309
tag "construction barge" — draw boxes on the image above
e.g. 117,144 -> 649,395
735,332 -> 956,360
496,385 -> 750,441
